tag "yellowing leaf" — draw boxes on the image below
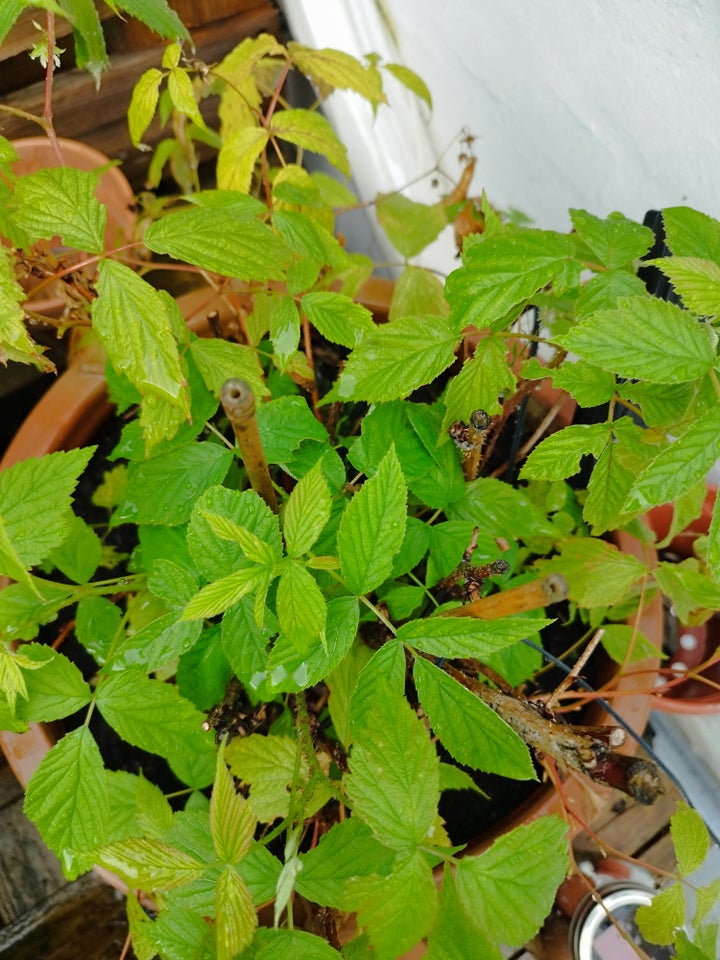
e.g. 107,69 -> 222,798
384,62 -> 432,109
269,109 -> 350,177
217,127 -> 269,193
288,43 -> 386,105
128,67 -> 163,148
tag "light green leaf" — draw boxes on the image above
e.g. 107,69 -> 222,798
113,441 -> 233,527
647,256 -> 720,315
211,745 -> 257,865
269,109 -> 350,176
296,817 -> 395,908
24,727 -> 109,877
255,394 -> 329,462
335,314 -> 459,402
216,866 -> 256,960
13,167 -> 105,253
0,446 -> 94,571
93,836 -> 205,889
577,268 -> 648,316
0,0 -> 23,47
671,801 -> 710,877
558,296 -> 715,383
390,265 -> 448,321
583,434 -> 640,533
182,566 -> 268,621
426,866 -> 503,960
345,683 -> 440,851
446,476 -> 556,544
397,615 -> 550,659
217,127 -> 269,193
663,206 -> 720,260
199,510 -> 278,565
288,42 -> 385,104
636,882 -> 686,945
48,513 -> 102,584
248,928 -> 343,959
443,336 -> 516,426
522,357 -> 615,408
454,816 -> 569,947
115,0 -> 189,40
337,446 -> 406,594
0,516 -> 37,592
534,537 -> 646,608
446,229 -> 581,330
128,67 -> 163,147
599,624 -> 659,665
18,644 -> 92,722
94,260 -> 187,405
283,460 -> 331,557
167,65 -> 206,128
301,291 -> 374,348
520,422 -> 609,481
58,0 -> 108,83
189,336 -> 267,400
349,401 -> 434,483
384,62 -> 432,109
0,248 -> 51,369
570,209 -> 653,268
438,763 -> 486,796
349,642 -> 406,740
96,670 -> 215,787
376,193 -> 447,259
145,206 -> 290,281
413,658 -> 535,779
276,560 -> 327,650
269,295 -> 300,372
707,492 -> 720,580
628,406 -> 720,511
654,559 -> 720,623
348,850 -> 438,960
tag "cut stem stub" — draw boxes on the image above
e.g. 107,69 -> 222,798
220,378 -> 278,514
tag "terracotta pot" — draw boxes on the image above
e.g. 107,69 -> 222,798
647,487 -> 720,714
11,137 -> 136,318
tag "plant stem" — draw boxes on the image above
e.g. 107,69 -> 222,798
43,11 -> 64,166
220,378 -> 278,513
440,573 -> 568,619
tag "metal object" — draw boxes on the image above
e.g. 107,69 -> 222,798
570,882 -> 673,960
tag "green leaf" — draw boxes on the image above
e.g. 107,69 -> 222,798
349,401 -> 434,483
671,802 -> 710,877
247,927 -> 343,959
348,642 -> 406,740
167,64 -> 206,128
189,337 -> 267,400
413,658 -> 535,779
454,816 -> 569,947
348,850 -> 438,960
182,566 -> 268,622
337,446 -> 407,594
443,337 -> 516,425
523,357 -> 615,408
217,127 -> 269,193
128,67 -> 163,147
675,932 -> 715,960
105,770 -> 173,843
576,268 -> 648,316
570,209 -> 653,268
708,492 -> 720,580
345,683 -> 440,851
647,256 -> 720,315
0,446 -> 94,572
628,406 -> 720,511
270,109 -> 350,176
0,0 -> 23,46
636,882 -> 686,945
269,295 -> 301,372
301,291 -> 374,348
654,560 -> 720,623
24,727 -> 109,877
13,167 -> 105,252
288,42 -> 385,104
534,537 -> 646,608
446,476 -> 556,544
216,866 -> 256,960
384,62 -> 432,109
95,260 -> 187,405
405,403 -> 466,510
115,0 -> 189,41
255,395 -> 327,462
663,206 -> 720,259
390,265 -> 448,321
211,744 -> 257,865
199,511 -> 278,566
113,442 -> 233,527
93,836 -> 205,889
426,866 -> 503,960
276,560 -> 327,650
599,624 -> 659,665
18,644 -> 92,722
558,296 -> 716,383
0,249 -> 50,369
96,670 -> 215,788
296,818 -> 395,908
397,615 -> 550,659
446,229 -> 581,330
520,422 -> 609,481
335,313 -> 459,402
438,763 -> 486,796
376,194 -> 447,259
58,0 -> 108,84
145,206 -> 290,281
75,595 -> 123,664
283,460 -> 331,557
583,429 -> 641,533
48,513 -> 102,584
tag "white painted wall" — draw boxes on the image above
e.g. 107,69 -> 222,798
281,0 -> 720,270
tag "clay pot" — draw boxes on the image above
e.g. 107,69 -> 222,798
647,487 -> 720,714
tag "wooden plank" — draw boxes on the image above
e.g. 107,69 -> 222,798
0,5 -> 280,145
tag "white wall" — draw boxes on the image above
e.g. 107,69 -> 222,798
281,0 -> 720,269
